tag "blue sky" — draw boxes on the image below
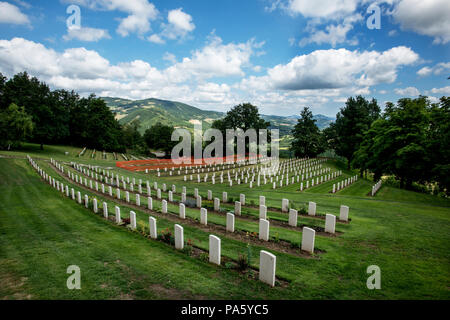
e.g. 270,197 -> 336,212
0,0 -> 449,117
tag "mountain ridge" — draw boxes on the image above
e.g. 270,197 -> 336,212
101,97 -> 335,135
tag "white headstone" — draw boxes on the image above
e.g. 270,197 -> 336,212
115,206 -> 121,224
259,250 -> 276,287
179,203 -> 186,219
235,201 -> 241,215
259,205 -> 267,219
301,227 -> 315,253
162,200 -> 168,213
325,214 -> 336,234
240,194 -> 245,206
308,202 -> 316,216
174,224 -> 184,250
282,199 -> 289,212
209,235 -> 221,266
214,198 -> 220,211
226,213 -> 235,232
200,208 -> 208,225
130,211 -> 137,230
259,219 -> 270,241
259,196 -> 265,206
103,202 -> 108,218
340,205 -> 349,221
288,209 -> 298,227
149,217 -> 157,239
148,197 -> 153,210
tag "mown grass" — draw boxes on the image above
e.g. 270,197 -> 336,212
1,144 -> 450,300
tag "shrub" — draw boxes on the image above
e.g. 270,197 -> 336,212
299,206 -> 308,215
158,228 -> 174,245
237,253 -> 249,271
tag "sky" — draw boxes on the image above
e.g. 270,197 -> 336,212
0,0 -> 449,117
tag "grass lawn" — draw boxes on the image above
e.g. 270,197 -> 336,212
1,144 -> 449,300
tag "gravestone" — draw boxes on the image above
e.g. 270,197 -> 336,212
235,201 -> 241,215
301,227 -> 315,253
149,217 -> 157,239
200,208 -> 208,225
162,200 -> 168,213
308,202 -> 316,216
282,199 -> 289,212
175,224 -> 184,250
148,197 -> 153,210
103,202 -> 108,218
214,198 -> 220,211
339,205 -> 349,222
325,214 -> 336,234
209,235 -> 221,266
226,213 -> 235,232
259,205 -> 267,219
288,209 -> 298,227
115,206 -> 121,224
179,203 -> 186,219
259,250 -> 276,287
130,211 -> 136,230
259,219 -> 270,241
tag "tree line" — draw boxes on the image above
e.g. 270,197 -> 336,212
291,95 -> 449,195
0,72 -> 179,154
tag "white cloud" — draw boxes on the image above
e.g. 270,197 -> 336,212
147,34 -> 165,44
163,52 -> 176,64
66,0 -> 159,37
429,86 -> 450,95
299,14 -> 362,47
63,27 -> 111,42
287,0 -> 359,19
165,35 -> 262,81
392,0 -> 450,44
261,46 -> 418,90
417,62 -> 450,77
394,86 -> 420,96
0,1 -> 30,25
149,8 -> 195,43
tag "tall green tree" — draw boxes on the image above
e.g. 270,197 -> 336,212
333,96 -> 380,169
211,103 -> 271,155
0,103 -> 33,149
144,123 -> 175,156
3,72 -> 66,149
291,107 -> 324,158
428,97 -> 450,193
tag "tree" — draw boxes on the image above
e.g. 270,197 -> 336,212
3,72 -> 65,149
122,119 -> 145,151
211,103 -> 271,155
354,96 -> 432,189
428,97 -> 450,194
333,96 -> 380,169
144,123 -> 175,156
0,103 -> 33,149
291,107 -> 324,158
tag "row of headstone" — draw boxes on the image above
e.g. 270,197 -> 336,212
332,175 -> 358,193
371,180 -> 382,196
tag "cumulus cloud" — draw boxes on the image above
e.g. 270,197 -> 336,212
0,1 -> 30,25
257,46 -> 419,91
417,62 -> 450,77
392,0 -> 450,44
287,0 -> 359,19
394,86 -> 420,96
299,14 -> 362,47
148,8 -> 195,44
429,86 -> 450,95
63,27 -> 111,42
66,0 -> 159,37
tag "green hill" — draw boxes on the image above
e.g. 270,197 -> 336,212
101,97 -> 335,135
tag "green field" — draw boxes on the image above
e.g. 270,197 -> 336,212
1,144 -> 449,300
